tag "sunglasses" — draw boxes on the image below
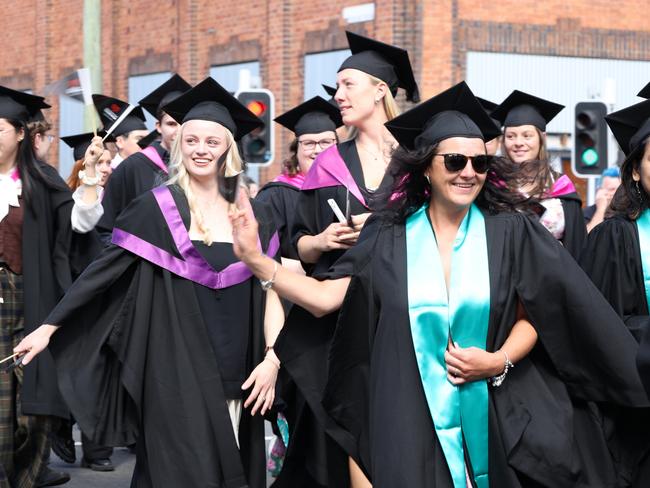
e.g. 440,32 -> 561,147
435,153 -> 493,174
0,353 -> 25,374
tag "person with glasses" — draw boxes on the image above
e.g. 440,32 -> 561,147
13,78 -> 284,488
492,91 -> 587,259
229,81 -> 650,488
268,32 -> 418,488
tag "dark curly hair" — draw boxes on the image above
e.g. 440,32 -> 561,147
609,137 -> 649,220
379,144 -> 546,223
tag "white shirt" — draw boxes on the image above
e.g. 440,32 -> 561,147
71,185 -> 104,233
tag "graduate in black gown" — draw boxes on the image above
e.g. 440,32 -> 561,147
14,77 -> 285,488
230,81 -> 650,488
95,75 -> 191,244
579,99 -> 650,486
492,91 -> 587,259
273,31 -> 419,488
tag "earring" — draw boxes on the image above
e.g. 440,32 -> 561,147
424,173 -> 431,184
374,99 -> 380,105
636,180 -> 643,200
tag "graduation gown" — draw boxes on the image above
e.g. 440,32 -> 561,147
319,209 -> 649,488
579,215 -> 650,485
44,185 -> 278,488
557,191 -> 587,260
272,141 -> 391,487
21,163 -> 73,419
255,180 -> 301,261
96,141 -> 169,244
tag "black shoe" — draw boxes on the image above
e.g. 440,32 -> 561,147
50,420 -> 76,464
81,457 -> 115,472
36,466 -> 71,487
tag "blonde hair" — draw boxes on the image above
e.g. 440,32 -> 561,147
167,122 -> 244,245
346,74 -> 401,141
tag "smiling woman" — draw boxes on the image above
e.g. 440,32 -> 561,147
14,77 -> 285,488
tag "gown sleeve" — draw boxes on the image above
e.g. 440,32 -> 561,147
579,217 -> 650,342
560,197 -> 587,260
512,214 -> 649,406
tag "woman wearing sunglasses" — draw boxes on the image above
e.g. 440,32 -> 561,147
230,82 -> 649,488
271,31 -> 419,488
14,78 -> 284,488
492,91 -> 587,259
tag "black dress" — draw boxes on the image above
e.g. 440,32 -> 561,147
44,185 -> 278,488
319,210 -> 649,488
272,140 -> 391,488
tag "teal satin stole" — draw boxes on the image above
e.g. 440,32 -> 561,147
406,204 -> 490,488
637,209 -> 650,308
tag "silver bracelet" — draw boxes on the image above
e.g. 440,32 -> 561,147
489,350 -> 514,387
78,169 -> 99,186
260,261 -> 278,291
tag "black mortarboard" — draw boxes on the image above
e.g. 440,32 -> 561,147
338,31 -> 419,103
0,85 -> 50,123
638,82 -> 650,99
275,96 -> 343,137
605,99 -> 650,160
385,81 -> 501,150
161,77 -> 263,140
137,129 -> 160,149
322,84 -> 337,97
92,94 -> 147,137
491,90 -> 564,131
476,97 -> 502,133
61,131 -> 114,161
138,74 -> 192,119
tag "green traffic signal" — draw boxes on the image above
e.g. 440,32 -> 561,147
581,148 -> 599,167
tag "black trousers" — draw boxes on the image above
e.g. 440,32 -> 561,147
81,433 -> 113,460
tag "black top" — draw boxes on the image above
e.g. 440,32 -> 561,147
255,181 -> 301,260
192,241 -> 252,399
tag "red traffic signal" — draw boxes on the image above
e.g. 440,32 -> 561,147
246,100 -> 267,117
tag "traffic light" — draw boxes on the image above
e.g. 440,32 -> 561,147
236,89 -> 274,165
572,101 -> 608,177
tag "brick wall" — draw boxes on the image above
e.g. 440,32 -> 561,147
1,0 -> 649,182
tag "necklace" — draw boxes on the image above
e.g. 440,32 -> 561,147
358,142 -> 392,165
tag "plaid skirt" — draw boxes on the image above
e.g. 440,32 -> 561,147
0,267 -> 50,488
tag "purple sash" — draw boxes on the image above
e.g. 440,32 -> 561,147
274,173 -> 305,189
301,145 -> 368,208
112,186 -> 279,289
140,146 -> 168,175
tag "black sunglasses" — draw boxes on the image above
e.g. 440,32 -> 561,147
435,153 -> 493,174
0,354 -> 25,374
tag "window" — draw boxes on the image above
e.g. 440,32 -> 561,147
210,61 -> 261,93
58,96 -> 85,179
303,50 -> 350,100
128,72 -> 172,128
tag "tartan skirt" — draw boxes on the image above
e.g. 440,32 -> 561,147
0,267 -> 50,488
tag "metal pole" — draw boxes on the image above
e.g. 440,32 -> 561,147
83,0 -> 102,132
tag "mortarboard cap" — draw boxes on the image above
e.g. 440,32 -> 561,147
491,90 -> 564,131
338,31 -> 419,103
138,74 -> 192,119
0,85 -> 50,124
605,99 -> 650,160
476,97 -> 502,133
137,129 -> 160,149
322,84 -> 337,98
275,96 -> 343,137
161,77 -> 263,141
61,131 -> 114,161
385,81 -> 501,150
638,82 -> 650,99
92,94 -> 147,137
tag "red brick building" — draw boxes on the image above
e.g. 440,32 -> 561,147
2,0 -> 650,188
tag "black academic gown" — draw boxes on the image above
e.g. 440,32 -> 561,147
96,141 -> 169,244
255,181 -> 301,261
21,163 -> 73,419
272,140 -> 391,488
319,209 -> 649,488
557,192 -> 587,260
44,185 -> 277,488
579,215 -> 650,485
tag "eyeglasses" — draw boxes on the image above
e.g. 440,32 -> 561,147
298,138 -> 336,151
434,153 -> 493,174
